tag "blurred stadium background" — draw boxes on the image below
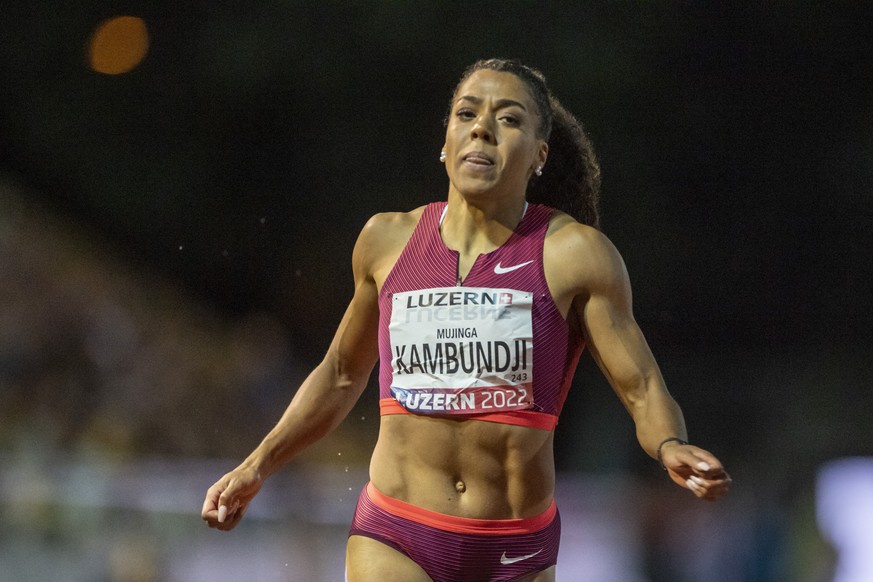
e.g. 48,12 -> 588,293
1,3 -> 871,581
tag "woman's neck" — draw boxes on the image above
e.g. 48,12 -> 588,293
440,191 -> 528,256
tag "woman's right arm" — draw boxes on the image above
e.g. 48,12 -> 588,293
201,217 -> 385,530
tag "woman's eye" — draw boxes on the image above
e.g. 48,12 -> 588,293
501,115 -> 519,125
456,109 -> 475,120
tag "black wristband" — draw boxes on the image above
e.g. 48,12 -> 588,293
656,437 -> 688,470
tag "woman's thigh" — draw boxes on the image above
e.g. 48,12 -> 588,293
516,565 -> 556,581
346,535 -> 432,582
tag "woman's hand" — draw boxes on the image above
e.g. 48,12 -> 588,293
201,464 -> 264,531
661,443 -> 732,501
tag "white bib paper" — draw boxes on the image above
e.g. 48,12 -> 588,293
389,286 -> 533,414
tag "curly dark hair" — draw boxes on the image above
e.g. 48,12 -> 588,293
450,59 -> 601,229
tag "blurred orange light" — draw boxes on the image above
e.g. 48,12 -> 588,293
87,16 -> 149,75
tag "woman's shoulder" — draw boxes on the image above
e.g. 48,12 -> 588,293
545,210 -> 614,255
353,205 -> 428,276
544,210 -> 628,292
359,205 -> 427,246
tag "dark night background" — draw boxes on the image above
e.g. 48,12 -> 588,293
1,3 -> 871,581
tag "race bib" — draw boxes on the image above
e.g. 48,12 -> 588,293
389,286 -> 533,415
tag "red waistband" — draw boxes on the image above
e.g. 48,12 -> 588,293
365,482 -> 557,535
379,398 -> 557,430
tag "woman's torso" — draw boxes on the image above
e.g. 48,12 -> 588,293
366,202 -> 583,519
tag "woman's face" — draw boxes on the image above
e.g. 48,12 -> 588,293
444,69 -> 548,199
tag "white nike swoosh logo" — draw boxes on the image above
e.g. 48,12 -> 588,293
500,549 -> 543,565
493,260 -> 534,274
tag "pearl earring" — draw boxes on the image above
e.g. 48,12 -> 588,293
535,165 -> 543,176
440,151 -> 447,163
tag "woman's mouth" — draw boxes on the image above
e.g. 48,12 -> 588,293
462,151 -> 494,167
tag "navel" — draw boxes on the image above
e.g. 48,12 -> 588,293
455,480 -> 467,494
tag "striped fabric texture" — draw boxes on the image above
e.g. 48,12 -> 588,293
350,482 -> 561,581
377,202 -> 585,429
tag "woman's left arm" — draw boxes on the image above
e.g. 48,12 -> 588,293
553,223 -> 731,500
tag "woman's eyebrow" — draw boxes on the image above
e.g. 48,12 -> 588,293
456,95 -> 528,111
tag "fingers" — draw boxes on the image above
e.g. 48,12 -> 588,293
662,445 -> 732,501
201,482 -> 223,521
201,477 -> 239,529
685,474 -> 706,496
671,446 -> 727,478
202,468 -> 262,531
208,499 -> 247,531
685,471 -> 732,501
691,451 -> 727,477
204,500 -> 242,531
217,497 -> 241,524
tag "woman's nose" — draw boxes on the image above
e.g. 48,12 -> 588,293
470,118 -> 495,143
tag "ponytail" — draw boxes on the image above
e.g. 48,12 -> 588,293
526,97 -> 601,229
